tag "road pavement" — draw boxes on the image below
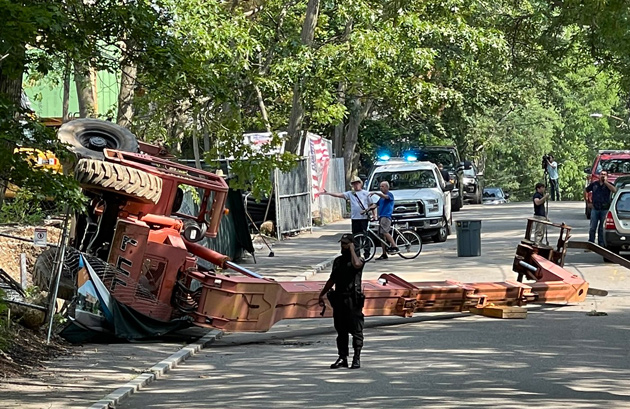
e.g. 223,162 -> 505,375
115,201 -> 630,408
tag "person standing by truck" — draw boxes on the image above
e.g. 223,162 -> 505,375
322,177 -> 372,235
584,171 -> 617,246
365,181 -> 399,260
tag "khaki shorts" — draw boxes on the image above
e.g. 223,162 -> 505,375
378,217 -> 392,235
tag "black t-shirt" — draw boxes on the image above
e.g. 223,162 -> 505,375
586,181 -> 613,210
440,169 -> 451,182
533,192 -> 545,217
330,254 -> 363,294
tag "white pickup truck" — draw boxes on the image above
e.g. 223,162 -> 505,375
366,161 -> 453,242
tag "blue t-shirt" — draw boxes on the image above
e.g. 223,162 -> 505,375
586,181 -> 613,210
378,192 -> 395,219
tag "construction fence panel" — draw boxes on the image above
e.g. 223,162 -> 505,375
312,157 -> 348,224
274,159 -> 312,239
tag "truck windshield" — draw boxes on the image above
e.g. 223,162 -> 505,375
371,170 -> 437,190
416,151 -> 457,170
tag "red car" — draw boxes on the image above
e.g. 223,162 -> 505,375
584,150 -> 630,219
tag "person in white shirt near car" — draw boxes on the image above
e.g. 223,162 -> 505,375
322,176 -> 373,235
545,155 -> 560,201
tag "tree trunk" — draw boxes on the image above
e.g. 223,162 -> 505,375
62,59 -> 71,122
192,131 -> 202,169
285,0 -> 320,154
254,84 -> 272,133
0,47 -> 26,212
117,62 -> 136,128
333,81 -> 347,157
343,98 -> 372,185
74,62 -> 95,118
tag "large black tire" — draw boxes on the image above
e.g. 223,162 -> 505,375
75,159 -> 163,204
33,248 -> 82,300
58,118 -> 139,160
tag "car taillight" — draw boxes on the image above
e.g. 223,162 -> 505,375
605,211 -> 616,230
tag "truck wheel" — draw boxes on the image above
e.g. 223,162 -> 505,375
33,248 -> 82,300
75,159 -> 163,204
473,189 -> 482,204
58,119 -> 139,160
585,204 -> 591,219
453,197 -> 462,212
432,221 -> 448,243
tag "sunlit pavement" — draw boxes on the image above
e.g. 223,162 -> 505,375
118,202 -> 630,408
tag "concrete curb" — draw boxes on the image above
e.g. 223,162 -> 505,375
88,330 -> 223,409
291,255 -> 336,281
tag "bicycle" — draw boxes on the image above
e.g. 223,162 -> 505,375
353,217 -> 422,261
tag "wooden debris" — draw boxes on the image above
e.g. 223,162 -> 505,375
469,305 -> 527,319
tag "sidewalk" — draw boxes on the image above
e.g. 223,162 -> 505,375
240,219 -> 350,281
0,220 -> 350,409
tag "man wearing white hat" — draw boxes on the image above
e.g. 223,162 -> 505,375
322,176 -> 372,235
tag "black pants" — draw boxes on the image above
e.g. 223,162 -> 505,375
333,306 -> 364,358
351,219 -> 369,234
549,179 -> 560,201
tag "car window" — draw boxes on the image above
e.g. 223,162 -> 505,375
616,192 -> 630,213
371,170 -> 437,190
463,168 -> 476,177
599,158 -> 630,174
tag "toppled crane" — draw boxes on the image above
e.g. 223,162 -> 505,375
35,119 -> 605,339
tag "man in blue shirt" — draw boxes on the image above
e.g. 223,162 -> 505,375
365,181 -> 398,260
585,171 -> 617,246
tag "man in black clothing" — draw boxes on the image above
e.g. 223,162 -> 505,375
318,233 -> 365,369
532,182 -> 550,244
585,171 -> 617,246
437,163 -> 451,184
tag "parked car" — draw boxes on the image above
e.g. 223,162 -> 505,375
584,150 -> 630,219
366,161 -> 453,242
405,146 -> 471,212
462,164 -> 483,204
603,186 -> 630,256
482,187 -> 509,205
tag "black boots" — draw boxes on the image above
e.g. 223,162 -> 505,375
331,349 -> 361,369
351,351 -> 361,369
330,357 -> 348,369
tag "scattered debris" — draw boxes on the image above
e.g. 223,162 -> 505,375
470,305 -> 527,319
586,310 -> 608,317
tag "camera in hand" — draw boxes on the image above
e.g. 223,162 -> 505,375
541,154 -> 550,170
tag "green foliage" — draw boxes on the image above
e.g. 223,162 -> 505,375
6,0 -> 630,204
0,100 -> 86,213
0,191 -> 46,225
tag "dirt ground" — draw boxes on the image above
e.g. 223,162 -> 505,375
0,223 -> 71,379
0,223 -> 62,283
0,327 -> 74,379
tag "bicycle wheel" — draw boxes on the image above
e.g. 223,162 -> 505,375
354,233 -> 376,262
396,229 -> 422,259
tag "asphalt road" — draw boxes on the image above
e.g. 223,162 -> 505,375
118,202 -> 630,408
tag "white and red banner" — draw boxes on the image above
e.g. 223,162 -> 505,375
306,133 -> 331,200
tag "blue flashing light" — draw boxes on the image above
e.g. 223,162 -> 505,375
405,154 -> 418,162
378,154 -> 391,161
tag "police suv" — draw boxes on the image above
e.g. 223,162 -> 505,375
366,159 -> 454,242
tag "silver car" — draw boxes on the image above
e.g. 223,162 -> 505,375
482,187 -> 509,205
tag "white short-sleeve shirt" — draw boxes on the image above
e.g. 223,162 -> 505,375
343,190 -> 371,220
